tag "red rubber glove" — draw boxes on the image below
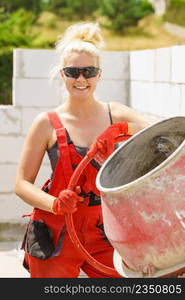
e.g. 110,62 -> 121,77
87,122 -> 129,165
52,186 -> 84,215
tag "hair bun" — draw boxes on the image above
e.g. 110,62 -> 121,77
60,22 -> 105,50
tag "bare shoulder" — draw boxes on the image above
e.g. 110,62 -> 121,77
109,101 -> 133,122
29,111 -> 52,131
109,101 -> 157,126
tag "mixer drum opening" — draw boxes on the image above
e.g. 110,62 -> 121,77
99,117 -> 185,189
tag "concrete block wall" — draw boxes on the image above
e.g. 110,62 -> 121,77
130,46 -> 185,118
0,49 -> 130,223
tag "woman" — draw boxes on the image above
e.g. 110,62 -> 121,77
15,22 -> 154,278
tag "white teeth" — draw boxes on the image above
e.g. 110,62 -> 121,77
75,86 -> 87,89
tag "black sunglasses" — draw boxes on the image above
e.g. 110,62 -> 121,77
63,66 -> 100,79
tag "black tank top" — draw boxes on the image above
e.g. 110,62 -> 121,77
47,103 -> 113,172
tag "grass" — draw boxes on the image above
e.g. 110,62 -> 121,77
31,11 -> 185,51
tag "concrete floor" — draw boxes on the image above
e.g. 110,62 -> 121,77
0,245 -> 29,278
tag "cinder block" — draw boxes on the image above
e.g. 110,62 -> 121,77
101,51 -> 130,80
0,160 -> 50,193
13,78 -> 62,107
95,79 -> 129,104
13,49 -> 58,79
0,136 -> 24,164
130,81 -> 143,111
171,46 -> 185,83
0,164 -> 19,193
130,81 -> 182,118
154,47 -> 171,82
130,49 -> 155,81
162,84 -> 181,117
0,193 -> 31,223
0,106 -> 21,135
21,107 -> 52,135
152,83 -> 172,117
130,81 -> 156,113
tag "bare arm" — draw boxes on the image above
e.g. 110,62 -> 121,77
15,113 -> 55,212
109,101 -> 159,135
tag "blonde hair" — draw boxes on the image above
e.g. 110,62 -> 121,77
55,22 -> 105,70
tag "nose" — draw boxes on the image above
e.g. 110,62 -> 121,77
76,72 -> 86,80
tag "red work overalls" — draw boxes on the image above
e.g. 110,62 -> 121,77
23,111 -> 121,278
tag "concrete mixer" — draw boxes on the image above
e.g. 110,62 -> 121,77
65,116 -> 185,278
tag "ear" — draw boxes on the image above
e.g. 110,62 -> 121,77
98,69 -> 102,79
60,69 -> 64,79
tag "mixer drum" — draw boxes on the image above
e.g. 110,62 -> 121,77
96,116 -> 185,277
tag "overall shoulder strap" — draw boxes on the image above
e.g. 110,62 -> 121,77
47,111 -> 73,185
47,111 -> 64,129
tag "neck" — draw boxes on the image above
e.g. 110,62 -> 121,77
62,96 -> 100,117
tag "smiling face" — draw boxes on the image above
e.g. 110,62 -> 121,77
60,51 -> 101,101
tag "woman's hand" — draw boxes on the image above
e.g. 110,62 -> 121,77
52,186 -> 84,215
87,122 -> 129,165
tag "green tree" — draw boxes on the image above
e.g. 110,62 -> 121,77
0,8 -> 39,104
0,8 -> 38,47
99,0 -> 154,33
0,0 -> 43,15
45,0 -> 98,20
0,49 -> 12,104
